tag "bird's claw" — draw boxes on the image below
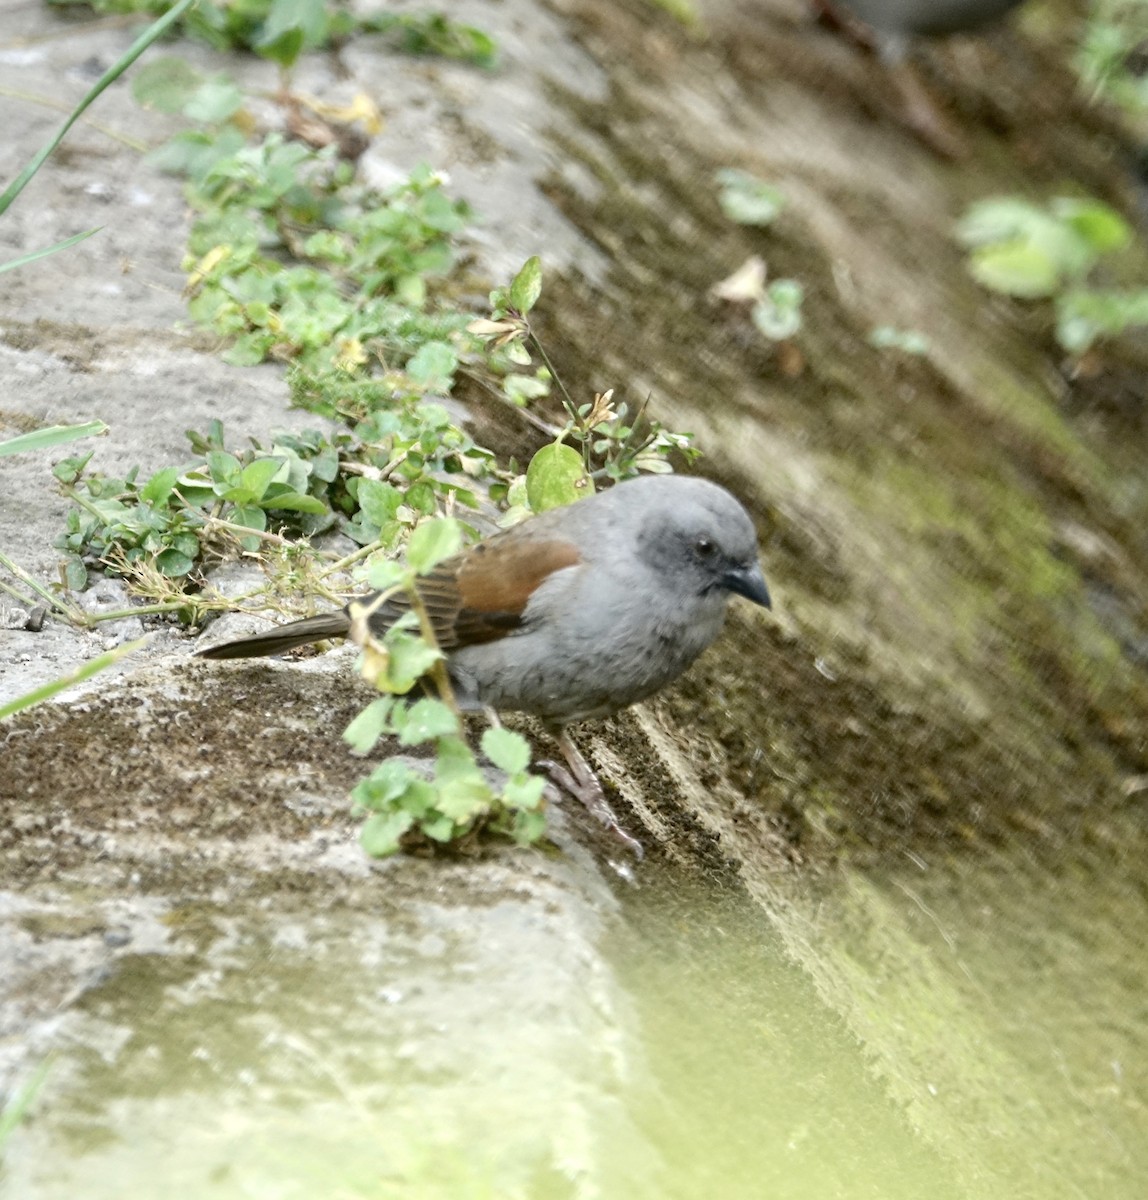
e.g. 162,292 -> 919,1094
537,759 -> 645,860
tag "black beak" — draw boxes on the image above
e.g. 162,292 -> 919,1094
723,562 -> 771,609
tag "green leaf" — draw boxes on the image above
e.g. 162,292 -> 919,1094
503,773 -> 547,811
183,77 -> 245,125
256,27 -> 306,69
359,810 -> 415,857
434,776 -> 492,824
0,228 -> 102,277
384,630 -> 442,693
397,698 -> 460,745
239,457 -> 285,501
869,326 -> 930,356
525,441 -> 593,513
61,556 -> 87,592
752,279 -> 804,341
139,465 -> 182,507
131,57 -> 204,114
206,450 -> 242,485
259,490 -> 328,513
406,517 -> 463,574
0,421 -> 107,458
481,727 -> 532,775
509,255 -> 542,314
420,814 -> 458,842
154,548 -> 195,577
52,452 -> 96,485
404,480 -> 437,516
406,340 -> 458,389
230,505 -> 267,532
355,758 -> 418,807
0,1054 -> 53,1147
715,168 -> 785,226
344,697 -> 394,754
259,0 -> 331,52
1054,286 -> 1148,354
968,242 -> 1060,299
956,197 -> 1043,247
365,557 -> 409,592
357,479 -> 403,526
502,373 -> 550,406
511,808 -> 548,845
1052,198 -> 1130,256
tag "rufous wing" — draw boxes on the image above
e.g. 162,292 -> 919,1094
369,532 -> 582,649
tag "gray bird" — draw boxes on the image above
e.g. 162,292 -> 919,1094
198,474 -> 772,853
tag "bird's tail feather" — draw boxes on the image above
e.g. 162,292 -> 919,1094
196,611 -> 351,660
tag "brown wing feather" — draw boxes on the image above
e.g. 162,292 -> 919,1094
375,534 -> 581,650
200,533 -> 582,659
453,535 -> 582,646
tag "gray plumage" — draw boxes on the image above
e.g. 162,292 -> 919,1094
451,476 -> 767,724
198,474 -> 770,728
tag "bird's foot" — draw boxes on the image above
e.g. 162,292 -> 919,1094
536,759 -> 645,860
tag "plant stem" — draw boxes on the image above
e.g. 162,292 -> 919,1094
86,602 -> 198,622
405,583 -> 461,721
0,551 -> 87,624
0,577 -> 38,609
321,539 -> 384,579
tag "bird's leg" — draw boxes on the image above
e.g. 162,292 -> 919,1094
537,730 -> 644,860
889,63 -> 966,159
810,0 -> 879,52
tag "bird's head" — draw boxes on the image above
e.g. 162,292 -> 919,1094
636,478 -> 771,610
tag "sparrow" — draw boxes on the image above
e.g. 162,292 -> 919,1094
197,474 -> 771,854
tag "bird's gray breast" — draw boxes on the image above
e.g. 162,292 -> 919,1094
446,562 -> 728,724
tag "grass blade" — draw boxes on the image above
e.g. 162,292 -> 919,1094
0,419 -> 108,457
0,637 -> 147,721
0,0 -> 198,216
0,228 -> 102,276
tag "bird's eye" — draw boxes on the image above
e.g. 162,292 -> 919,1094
694,536 -> 716,558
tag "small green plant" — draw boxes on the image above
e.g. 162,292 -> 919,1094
344,520 -> 546,856
54,422 -> 347,588
869,326 -> 930,356
0,0 -> 197,272
470,257 -> 699,498
715,169 -> 786,227
50,0 -> 496,69
0,0 -> 196,632
711,173 -> 805,345
1076,0 -> 1148,115
957,195 -> 1148,355
45,58 -> 697,855
751,278 -> 805,342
